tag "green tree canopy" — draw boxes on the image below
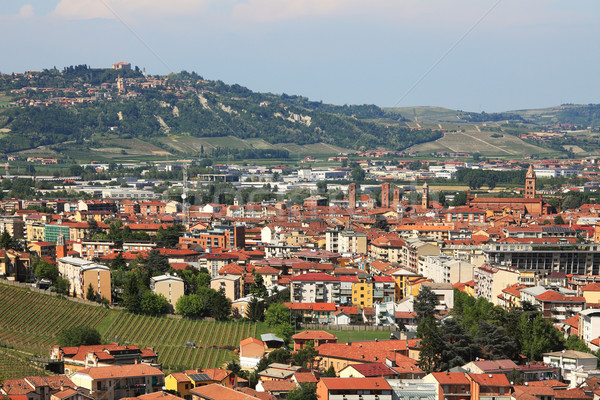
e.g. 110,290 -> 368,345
414,286 -> 438,322
34,259 -> 59,283
58,326 -> 102,347
287,383 -> 317,400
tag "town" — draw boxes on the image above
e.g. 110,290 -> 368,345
2,153 -> 600,400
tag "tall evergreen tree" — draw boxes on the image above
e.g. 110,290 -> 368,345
417,316 -> 443,373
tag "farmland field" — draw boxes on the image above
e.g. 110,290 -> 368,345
408,130 -> 556,156
0,284 -> 268,372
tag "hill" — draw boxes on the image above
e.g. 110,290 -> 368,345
0,67 -> 441,157
0,283 -> 265,371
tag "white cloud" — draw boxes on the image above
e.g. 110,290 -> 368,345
52,0 -> 210,20
19,4 -> 35,18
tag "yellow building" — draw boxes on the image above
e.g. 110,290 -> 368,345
352,276 -> 373,308
150,274 -> 185,311
26,223 -> 46,243
582,283 -> 600,304
165,369 -> 237,400
404,276 -> 430,298
390,268 -> 418,301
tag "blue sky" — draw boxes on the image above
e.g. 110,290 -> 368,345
1,0 -> 598,112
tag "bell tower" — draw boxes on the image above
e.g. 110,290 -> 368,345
525,165 -> 536,199
422,182 -> 429,209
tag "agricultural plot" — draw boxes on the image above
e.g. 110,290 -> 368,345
408,130 -> 556,156
101,312 -> 260,370
0,285 -> 109,356
0,347 -> 49,382
0,284 -> 266,371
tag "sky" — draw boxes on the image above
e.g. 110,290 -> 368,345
1,0 -> 599,112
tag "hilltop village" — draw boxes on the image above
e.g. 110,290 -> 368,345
2,155 -> 600,400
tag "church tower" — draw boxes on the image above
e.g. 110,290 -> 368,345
422,182 -> 429,209
525,165 -> 536,199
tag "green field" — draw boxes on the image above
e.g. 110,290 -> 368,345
323,329 -> 391,343
408,129 -> 558,157
0,284 -> 269,372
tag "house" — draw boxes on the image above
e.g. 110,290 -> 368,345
255,380 -> 296,398
0,376 -> 76,400
50,343 -> 159,375
579,309 -> 600,350
466,373 -> 512,400
165,369 -> 238,400
239,337 -> 265,369
290,273 -> 340,304
423,372 -> 471,400
317,339 -> 420,373
69,364 -> 165,400
339,363 -> 399,379
57,257 -> 111,303
210,275 -> 242,301
258,363 -> 304,381
150,273 -> 184,311
291,330 -> 337,350
543,350 -> 599,386
316,377 -> 393,400
0,249 -> 31,281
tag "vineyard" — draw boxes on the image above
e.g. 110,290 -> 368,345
101,314 -> 262,371
0,284 -> 109,356
0,284 -> 267,374
0,347 -> 50,382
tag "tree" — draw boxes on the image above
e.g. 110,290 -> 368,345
265,303 -> 290,327
140,290 -> 170,315
439,318 -> 479,371
86,283 -> 96,301
250,273 -> 268,298
287,383 -> 317,400
53,276 -> 71,295
417,316 -> 442,373
316,180 -> 328,194
208,288 -> 232,321
565,335 -> 592,353
58,326 -> 101,347
452,192 -> 468,206
476,321 -> 518,360
123,272 -> 142,313
110,252 -> 127,270
519,314 -> 564,361
293,342 -> 318,369
324,365 -> 336,377
34,259 -> 59,282
194,272 -> 211,290
554,215 -> 566,225
176,293 -> 207,318
246,297 -> 265,322
141,250 -> 170,278
351,165 -> 366,182
265,303 -> 294,341
414,286 -> 438,322
0,229 -> 11,249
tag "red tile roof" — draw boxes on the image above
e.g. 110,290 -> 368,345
320,377 -> 391,390
292,330 -> 337,341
